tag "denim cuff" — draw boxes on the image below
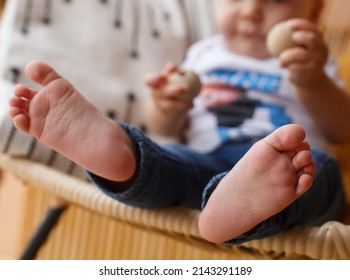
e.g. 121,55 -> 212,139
86,122 -> 159,208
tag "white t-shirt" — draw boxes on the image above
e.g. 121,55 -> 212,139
182,35 -> 342,152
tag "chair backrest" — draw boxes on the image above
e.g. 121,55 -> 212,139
0,0 -> 216,179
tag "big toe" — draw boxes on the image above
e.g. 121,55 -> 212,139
25,61 -> 62,86
265,124 -> 306,152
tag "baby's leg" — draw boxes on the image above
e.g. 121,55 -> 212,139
9,61 -> 137,182
198,124 -> 317,243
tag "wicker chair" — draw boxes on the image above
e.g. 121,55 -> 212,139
0,151 -> 350,260
0,0 -> 350,260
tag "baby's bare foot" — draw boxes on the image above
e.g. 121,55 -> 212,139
198,124 -> 317,243
9,61 -> 136,182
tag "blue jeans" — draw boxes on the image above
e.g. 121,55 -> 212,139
88,123 -> 345,245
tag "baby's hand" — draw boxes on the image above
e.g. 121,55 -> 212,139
277,19 -> 328,88
145,63 -> 200,113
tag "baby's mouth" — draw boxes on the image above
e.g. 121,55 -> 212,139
238,29 -> 262,39
237,22 -> 262,39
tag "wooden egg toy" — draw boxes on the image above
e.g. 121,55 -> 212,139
267,21 -> 297,56
168,69 -> 201,100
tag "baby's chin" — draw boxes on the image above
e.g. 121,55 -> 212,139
226,41 -> 272,60
233,47 -> 271,60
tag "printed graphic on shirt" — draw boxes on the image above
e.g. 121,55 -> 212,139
197,68 -> 292,142
203,68 -> 282,93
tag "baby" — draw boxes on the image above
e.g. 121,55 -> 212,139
9,0 -> 348,245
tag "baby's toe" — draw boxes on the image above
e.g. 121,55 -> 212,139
25,61 -> 62,86
295,174 -> 314,196
292,150 -> 313,171
12,113 -> 30,133
9,96 -> 29,111
14,84 -> 37,100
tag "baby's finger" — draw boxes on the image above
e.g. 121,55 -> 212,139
156,98 -> 193,112
287,63 -> 311,75
151,83 -> 188,101
292,30 -> 323,49
279,48 -> 309,68
287,18 -> 319,33
164,62 -> 179,75
145,73 -> 166,88
286,63 -> 314,85
165,83 -> 189,98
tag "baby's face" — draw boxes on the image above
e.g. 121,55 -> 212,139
215,0 -> 322,59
